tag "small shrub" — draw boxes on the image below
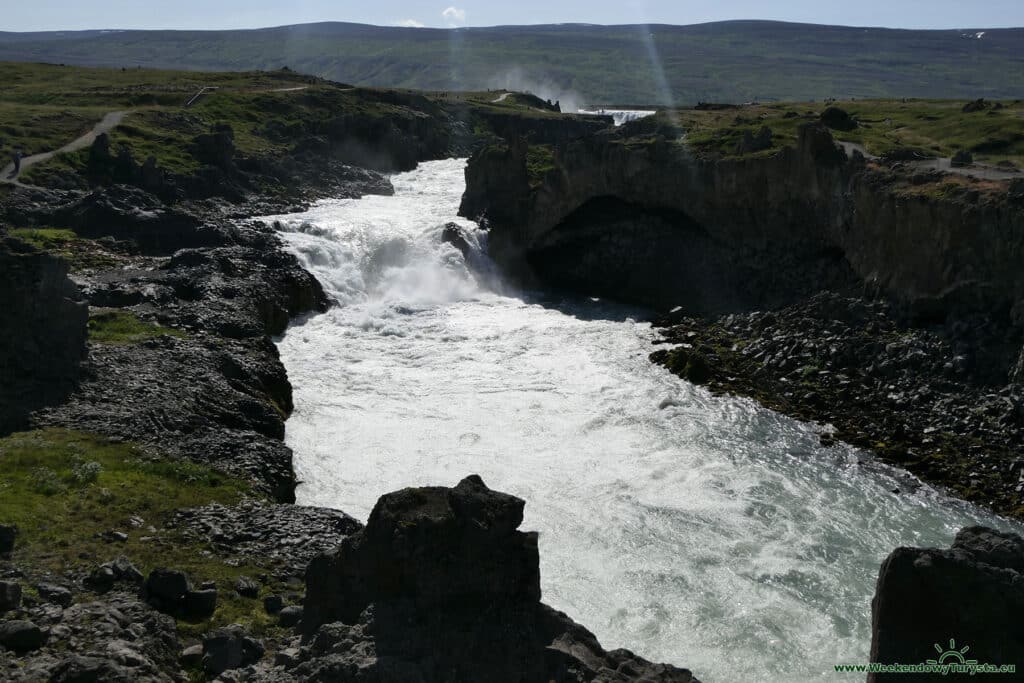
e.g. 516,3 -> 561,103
29,467 -> 65,496
71,461 -> 102,486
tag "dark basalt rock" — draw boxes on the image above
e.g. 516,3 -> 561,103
0,524 -> 18,555
57,185 -> 221,255
0,621 -> 47,653
144,568 -> 190,611
203,624 -> 265,675
35,583 -> 73,608
0,581 -> 23,613
0,234 -> 87,435
291,476 -> 698,683
868,526 -> 1024,681
820,106 -> 857,131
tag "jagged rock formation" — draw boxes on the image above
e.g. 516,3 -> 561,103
254,475 -> 700,683
461,121 -> 1024,330
868,526 -> 1024,681
0,229 -> 88,434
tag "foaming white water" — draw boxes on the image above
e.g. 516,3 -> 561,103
271,159 -> 1020,682
578,108 -> 657,126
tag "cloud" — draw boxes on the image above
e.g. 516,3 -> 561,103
442,6 -> 467,26
398,19 -> 425,28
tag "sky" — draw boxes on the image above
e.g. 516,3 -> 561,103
4,0 -> 1024,32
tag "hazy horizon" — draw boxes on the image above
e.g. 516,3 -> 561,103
4,0 -> 1024,33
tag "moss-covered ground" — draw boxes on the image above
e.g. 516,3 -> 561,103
88,309 -> 187,345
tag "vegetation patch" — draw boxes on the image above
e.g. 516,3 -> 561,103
0,428 -> 286,637
88,309 -> 187,345
526,144 -> 557,187
9,227 -> 120,271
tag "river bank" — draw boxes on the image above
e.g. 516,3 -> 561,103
3,74 -> 1024,680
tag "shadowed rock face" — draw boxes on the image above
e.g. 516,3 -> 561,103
868,526 -> 1024,682
0,231 -> 87,434
461,122 -> 1024,325
295,475 -> 699,683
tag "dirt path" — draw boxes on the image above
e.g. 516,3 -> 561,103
1,110 -> 129,186
838,140 -> 1021,182
491,92 -> 511,103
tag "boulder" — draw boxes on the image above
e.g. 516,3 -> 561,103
263,594 -> 284,615
0,525 -> 17,554
36,582 -> 73,608
868,526 -> 1024,681
180,643 -> 204,668
441,222 -> 472,259
202,624 -> 265,675
0,580 -> 22,613
144,567 -> 190,611
0,620 -> 47,653
183,589 -> 218,620
305,474 -> 540,629
278,605 -> 303,628
951,150 -> 973,167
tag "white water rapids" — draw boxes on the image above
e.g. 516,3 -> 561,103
270,158 -> 1019,682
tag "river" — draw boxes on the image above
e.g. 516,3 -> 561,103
270,158 -> 1018,682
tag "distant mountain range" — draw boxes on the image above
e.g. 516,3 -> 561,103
1,21 -> 1022,105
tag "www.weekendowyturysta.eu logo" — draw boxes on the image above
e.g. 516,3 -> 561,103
833,638 -> 1017,675
927,638 -> 975,667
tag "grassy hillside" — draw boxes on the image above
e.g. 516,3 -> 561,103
0,21 -> 1022,106
0,61 -> 568,189
670,99 -> 1024,166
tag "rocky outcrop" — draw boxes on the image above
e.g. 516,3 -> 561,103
653,292 -> 1024,517
461,121 -> 1024,330
273,475 -> 700,683
0,230 -> 88,435
868,526 -> 1024,681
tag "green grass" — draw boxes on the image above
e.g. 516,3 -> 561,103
0,428 -> 288,637
9,227 -> 119,271
663,99 -> 1024,165
88,309 -> 187,345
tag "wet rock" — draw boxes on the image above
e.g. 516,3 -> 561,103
441,222 -> 472,259
0,620 -> 47,653
868,526 -> 1024,680
0,580 -> 23,612
202,624 -> 265,675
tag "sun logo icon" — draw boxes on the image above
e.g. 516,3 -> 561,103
926,638 -> 978,666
